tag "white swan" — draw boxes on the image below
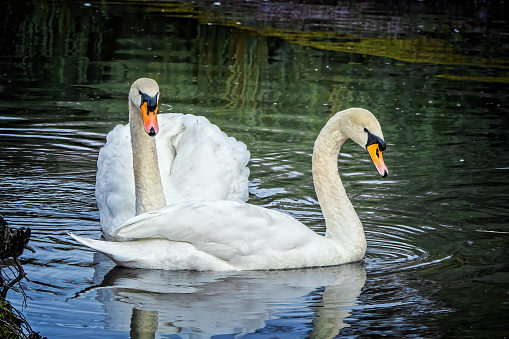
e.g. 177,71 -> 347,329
72,107 -> 388,271
95,78 -> 250,236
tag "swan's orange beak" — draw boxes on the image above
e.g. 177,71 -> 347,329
367,143 -> 388,178
140,102 -> 159,136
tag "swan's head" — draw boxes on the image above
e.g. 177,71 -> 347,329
341,108 -> 388,178
129,78 -> 160,136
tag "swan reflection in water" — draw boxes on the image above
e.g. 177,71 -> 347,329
84,253 -> 366,338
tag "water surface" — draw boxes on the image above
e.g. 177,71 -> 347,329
1,0 -> 508,338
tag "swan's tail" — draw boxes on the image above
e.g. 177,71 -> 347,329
69,233 -> 159,268
70,233 -> 114,254
69,233 -> 234,271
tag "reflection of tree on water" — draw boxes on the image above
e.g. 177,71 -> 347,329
83,253 -> 366,338
6,0 -> 508,99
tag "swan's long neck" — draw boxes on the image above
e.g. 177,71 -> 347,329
312,113 -> 366,253
129,100 -> 166,215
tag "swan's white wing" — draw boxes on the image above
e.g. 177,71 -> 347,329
157,114 -> 250,204
95,114 -> 250,236
112,200 -> 319,268
95,123 -> 135,233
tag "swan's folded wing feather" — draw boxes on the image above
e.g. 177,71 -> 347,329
113,201 -> 315,262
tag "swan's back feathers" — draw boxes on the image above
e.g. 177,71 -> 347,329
77,198 -> 360,270
111,200 -> 322,269
96,113 -> 250,236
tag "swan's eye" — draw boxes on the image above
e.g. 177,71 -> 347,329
364,128 -> 386,151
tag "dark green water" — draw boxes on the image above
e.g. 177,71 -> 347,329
1,1 -> 508,338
